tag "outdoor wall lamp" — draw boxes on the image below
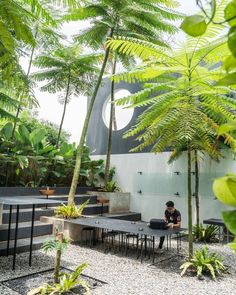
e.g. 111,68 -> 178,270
191,171 -> 196,175
174,192 -> 180,196
174,171 -> 180,175
137,171 -> 143,175
137,190 -> 142,194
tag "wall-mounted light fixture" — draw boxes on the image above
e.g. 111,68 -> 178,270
174,171 -> 180,175
137,190 -> 142,194
174,192 -> 180,196
137,171 -> 143,175
191,171 -> 196,175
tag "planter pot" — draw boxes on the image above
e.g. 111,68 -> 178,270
88,191 -> 131,213
40,216 -> 96,242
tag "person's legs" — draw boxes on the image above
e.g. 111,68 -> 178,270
158,236 -> 165,249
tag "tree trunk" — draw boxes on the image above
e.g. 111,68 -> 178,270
194,150 -> 200,231
54,232 -> 63,284
104,56 -> 117,186
68,44 -> 112,205
12,28 -> 38,138
56,75 -> 71,148
188,146 -> 193,258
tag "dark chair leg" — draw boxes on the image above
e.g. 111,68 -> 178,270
152,237 -> 155,264
140,240 -> 144,263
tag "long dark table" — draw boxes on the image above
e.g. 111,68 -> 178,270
0,197 -> 63,270
65,216 -> 187,255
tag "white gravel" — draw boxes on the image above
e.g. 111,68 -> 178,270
0,240 -> 235,295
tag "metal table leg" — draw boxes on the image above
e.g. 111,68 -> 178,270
13,205 -> 20,270
29,204 -> 35,267
7,205 -> 12,256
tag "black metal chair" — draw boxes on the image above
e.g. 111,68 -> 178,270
103,230 -> 121,253
80,227 -> 96,247
125,233 -> 139,256
137,235 -> 155,263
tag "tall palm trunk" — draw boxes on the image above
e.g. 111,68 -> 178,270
188,146 -> 193,258
12,28 -> 38,138
104,56 -> 117,185
68,43 -> 113,205
56,74 -> 71,148
194,150 -> 200,231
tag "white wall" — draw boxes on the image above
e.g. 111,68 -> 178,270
92,152 -> 233,228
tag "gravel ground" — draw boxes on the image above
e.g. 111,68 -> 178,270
0,240 -> 235,295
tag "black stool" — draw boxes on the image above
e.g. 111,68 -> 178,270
103,230 -> 120,253
137,235 -> 155,263
125,233 -> 139,256
81,227 -> 95,247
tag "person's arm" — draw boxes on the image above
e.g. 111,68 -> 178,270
169,213 -> 181,228
172,222 -> 181,228
164,210 -> 168,223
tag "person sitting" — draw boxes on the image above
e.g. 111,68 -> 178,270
158,201 -> 181,250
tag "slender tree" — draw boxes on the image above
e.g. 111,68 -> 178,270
106,1 -> 236,257
33,45 -> 101,147
66,0 -> 182,204
11,26 -> 64,137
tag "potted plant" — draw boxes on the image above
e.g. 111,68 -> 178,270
88,167 -> 131,214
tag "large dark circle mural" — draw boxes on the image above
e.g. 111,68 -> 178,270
86,78 -> 149,155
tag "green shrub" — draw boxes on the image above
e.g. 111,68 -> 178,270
193,223 -> 218,242
180,246 -> 226,279
102,180 -> 120,192
28,263 -> 89,295
54,200 -> 89,219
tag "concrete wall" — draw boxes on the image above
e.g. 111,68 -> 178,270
92,152 -> 233,228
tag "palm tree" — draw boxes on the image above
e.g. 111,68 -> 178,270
33,45 -> 101,147
65,0 -> 183,204
11,25 -> 65,138
106,1 -> 236,257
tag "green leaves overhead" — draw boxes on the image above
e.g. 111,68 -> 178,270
225,1 -> 236,27
213,172 -> 236,252
222,210 -> 236,235
217,72 -> 236,85
213,175 -> 236,207
228,26 -> 236,57
106,6 -> 236,161
66,0 -> 182,50
180,15 -> 207,37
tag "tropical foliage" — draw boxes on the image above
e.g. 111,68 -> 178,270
33,45 -> 101,147
180,246 -> 226,279
193,223 -> 218,243
0,116 -> 104,187
106,1 -> 236,257
65,0 -> 183,205
213,173 -> 236,252
181,0 -> 236,86
28,263 -> 90,295
29,230 -> 89,295
55,199 -> 90,219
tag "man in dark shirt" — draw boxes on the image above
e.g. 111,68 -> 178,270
158,200 -> 181,249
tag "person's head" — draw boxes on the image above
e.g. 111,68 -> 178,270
166,201 -> 175,213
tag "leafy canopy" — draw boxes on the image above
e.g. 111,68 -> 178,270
106,4 -> 236,159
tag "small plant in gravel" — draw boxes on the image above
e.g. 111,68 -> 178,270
28,231 -> 90,295
29,263 -> 89,295
180,246 -> 226,280
55,200 -> 89,219
193,224 -> 218,243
